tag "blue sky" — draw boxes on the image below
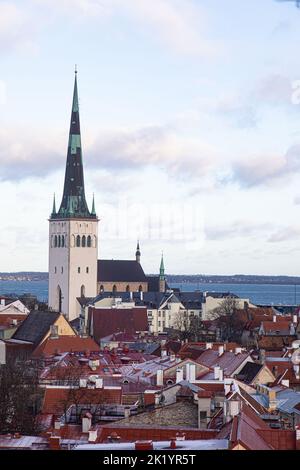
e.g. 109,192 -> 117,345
1,0 -> 300,275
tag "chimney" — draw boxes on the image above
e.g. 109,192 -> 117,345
296,426 -> 300,451
88,429 -> 98,443
185,363 -> 191,382
124,407 -> 130,419
135,441 -> 153,451
79,378 -> 87,388
293,364 -> 300,380
189,364 -> 196,383
218,345 -> 224,356
176,368 -> 184,383
273,315 -> 277,323
293,314 -> 298,324
206,343 -> 212,350
170,439 -> 177,449
130,291 -> 133,301
49,436 -> 61,451
235,347 -> 242,355
54,419 -> 61,430
95,378 -> 103,389
281,379 -> 290,388
224,379 -> 232,395
156,369 -> 164,386
140,291 -> 143,301
214,365 -> 220,380
260,349 -> 266,365
219,368 -> 224,381
0,299 -> 5,306
82,413 -> 92,433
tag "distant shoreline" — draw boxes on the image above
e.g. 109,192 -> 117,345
2,272 -> 300,285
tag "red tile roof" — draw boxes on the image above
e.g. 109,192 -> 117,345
230,404 -> 272,450
32,336 -> 100,358
261,321 -> 291,334
88,307 -> 148,342
97,425 -> 218,443
0,314 -> 26,328
197,350 -> 250,377
42,386 -> 122,415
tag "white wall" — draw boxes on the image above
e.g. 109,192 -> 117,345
49,219 -> 98,321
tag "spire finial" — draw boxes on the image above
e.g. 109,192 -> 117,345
91,193 -> 96,215
75,64 -> 78,75
136,239 -> 141,263
52,193 -> 56,216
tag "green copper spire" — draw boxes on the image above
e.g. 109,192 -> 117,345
159,252 -> 165,280
52,69 -> 96,220
52,193 -> 56,216
91,193 -> 96,216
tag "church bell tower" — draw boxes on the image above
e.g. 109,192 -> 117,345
48,70 -> 98,321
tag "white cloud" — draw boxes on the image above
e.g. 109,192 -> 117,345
34,0 -> 217,56
0,2 -> 36,53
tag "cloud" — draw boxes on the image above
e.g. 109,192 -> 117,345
268,226 -> 300,243
35,0 -> 217,56
230,144 -> 300,188
254,74 -> 293,107
216,95 -> 258,129
205,221 -> 272,241
88,125 -> 219,179
0,127 -> 63,181
0,2 -> 36,53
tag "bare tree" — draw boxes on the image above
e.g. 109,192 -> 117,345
173,311 -> 205,341
210,297 -> 244,342
0,356 -> 44,434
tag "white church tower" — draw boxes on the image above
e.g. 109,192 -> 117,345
48,70 -> 98,321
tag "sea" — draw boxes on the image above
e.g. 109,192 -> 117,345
1,280 -> 300,306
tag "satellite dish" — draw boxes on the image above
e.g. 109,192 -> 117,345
291,349 -> 300,365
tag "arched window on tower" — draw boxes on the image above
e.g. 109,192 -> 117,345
76,235 -> 81,247
81,285 -> 85,297
58,235 -> 61,248
54,235 -> 58,247
57,285 -> 62,312
93,235 -> 97,248
99,285 -> 104,293
87,235 -> 92,247
61,235 -> 65,248
126,285 -> 130,292
139,285 -> 143,292
112,285 -> 117,294
82,235 -> 86,247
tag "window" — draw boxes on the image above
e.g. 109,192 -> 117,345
82,235 -> 86,247
99,285 -> 104,293
61,267 -> 63,274
126,285 -> 130,292
112,285 -> 117,293
158,311 -> 161,317
87,235 -> 92,247
78,267 -> 81,273
54,267 -> 57,274
139,285 -> 143,292
81,285 -> 85,297
61,236 -> 65,248
58,235 -> 61,248
54,235 -> 58,247
86,267 -> 89,274
76,235 -> 81,247
162,311 -> 165,318
158,321 -> 161,327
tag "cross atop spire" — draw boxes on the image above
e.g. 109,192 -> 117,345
52,71 -> 96,220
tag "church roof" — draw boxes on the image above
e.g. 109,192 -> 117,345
97,260 -> 147,283
12,311 -> 61,347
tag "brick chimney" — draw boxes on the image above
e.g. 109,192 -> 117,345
296,426 -> 300,451
49,435 -> 61,450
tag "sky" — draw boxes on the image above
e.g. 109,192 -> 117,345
2,0 -> 300,275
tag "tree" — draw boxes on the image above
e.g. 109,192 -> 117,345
210,297 -> 244,342
0,356 -> 44,435
172,311 -> 205,341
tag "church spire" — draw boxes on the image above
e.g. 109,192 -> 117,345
159,252 -> 165,280
91,193 -> 96,216
51,193 -> 56,216
135,240 -> 141,263
53,69 -> 95,220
